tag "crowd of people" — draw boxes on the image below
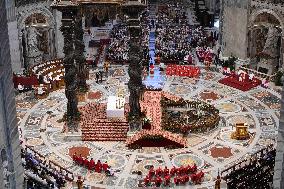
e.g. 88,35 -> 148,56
31,59 -> 65,87
222,145 -> 276,189
153,2 -> 215,65
165,64 -> 200,77
155,3 -> 192,62
72,153 -> 114,176
107,24 -> 130,63
196,46 -> 214,63
143,164 -> 204,187
107,10 -> 150,64
106,1 -> 217,69
21,147 -> 73,188
25,175 -> 50,189
222,67 -> 269,88
14,59 -> 65,98
79,102 -> 129,141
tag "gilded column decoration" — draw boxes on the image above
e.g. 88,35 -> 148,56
60,10 -> 80,131
121,1 -> 146,118
74,13 -> 88,92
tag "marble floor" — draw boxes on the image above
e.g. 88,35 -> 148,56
16,65 -> 281,189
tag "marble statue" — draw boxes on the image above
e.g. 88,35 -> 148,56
27,26 -> 41,54
262,26 -> 280,58
26,26 -> 43,68
257,25 -> 280,75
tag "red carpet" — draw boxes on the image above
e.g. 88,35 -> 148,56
129,136 -> 184,148
68,146 -> 90,159
126,91 -> 187,148
219,76 -> 261,91
79,103 -> 129,141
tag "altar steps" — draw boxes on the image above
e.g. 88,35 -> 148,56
81,121 -> 129,141
81,128 -> 128,132
82,135 -> 127,141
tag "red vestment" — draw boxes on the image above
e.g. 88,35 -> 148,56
144,177 -> 150,185
149,167 -> 155,178
72,154 -> 78,162
164,175 -> 171,185
174,176 -> 180,184
170,167 -> 176,175
155,176 -> 162,185
95,161 -> 102,173
89,159 -> 95,170
179,166 -> 184,175
185,165 -> 191,174
78,156 -> 83,165
191,164 -> 197,173
84,159 -> 89,167
102,163 -> 109,171
183,175 -> 189,182
156,167 -> 162,176
164,168 -> 169,175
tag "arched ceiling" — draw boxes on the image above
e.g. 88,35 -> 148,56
254,12 -> 280,26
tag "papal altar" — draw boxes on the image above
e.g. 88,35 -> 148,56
106,96 -> 125,118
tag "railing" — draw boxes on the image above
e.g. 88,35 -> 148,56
16,0 -> 47,7
220,145 -> 275,188
24,174 -> 49,189
251,0 -> 284,8
49,160 -> 74,181
221,145 -> 275,177
252,0 -> 284,5
25,146 -> 74,181
239,66 -> 276,81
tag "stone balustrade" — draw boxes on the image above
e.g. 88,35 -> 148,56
239,66 -> 277,81
251,0 -> 284,10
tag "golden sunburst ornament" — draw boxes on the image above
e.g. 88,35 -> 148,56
221,103 -> 235,111
107,158 -> 117,167
180,158 -> 195,166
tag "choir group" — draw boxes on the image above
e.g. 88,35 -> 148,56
143,164 -> 205,187
72,153 -> 114,176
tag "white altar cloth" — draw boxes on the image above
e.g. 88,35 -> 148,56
106,96 -> 125,118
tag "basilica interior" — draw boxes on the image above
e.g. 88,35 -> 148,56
0,0 -> 284,189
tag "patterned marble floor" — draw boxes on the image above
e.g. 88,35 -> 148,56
16,65 -> 281,189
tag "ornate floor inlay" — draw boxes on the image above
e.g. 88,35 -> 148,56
17,66 -> 280,188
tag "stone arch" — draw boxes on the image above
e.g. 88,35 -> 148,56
249,9 -> 284,32
17,6 -> 55,31
248,9 -> 283,74
17,5 -> 57,68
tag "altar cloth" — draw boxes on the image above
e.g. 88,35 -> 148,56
106,96 -> 125,118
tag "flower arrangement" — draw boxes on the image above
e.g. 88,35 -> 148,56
161,97 -> 220,135
222,56 -> 237,71
143,117 -> 152,123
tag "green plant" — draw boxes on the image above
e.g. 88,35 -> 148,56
223,56 -> 237,71
78,86 -> 89,93
274,71 -> 283,86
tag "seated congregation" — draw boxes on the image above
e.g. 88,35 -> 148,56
10,0 -> 281,188
14,59 -> 65,98
21,146 -> 73,188
143,164 -> 204,187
